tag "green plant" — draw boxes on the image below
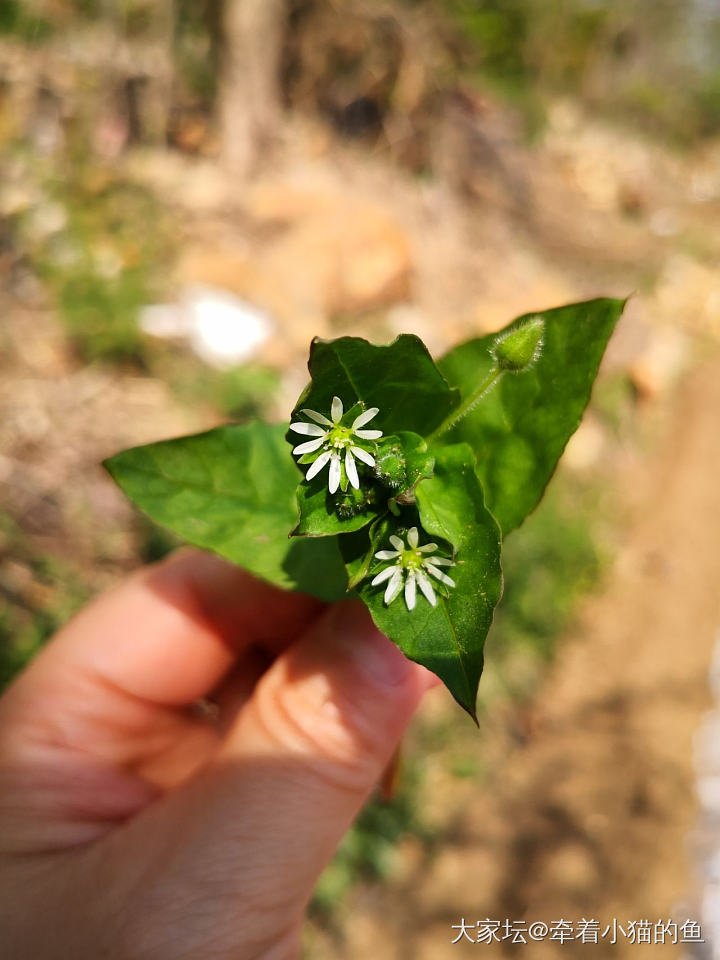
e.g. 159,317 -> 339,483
496,480 -> 604,662
0,0 -> 53,44
0,518 -> 89,688
105,297 -> 626,720
30,173 -> 174,365
54,269 -> 149,363
442,0 -> 720,145
162,358 -> 281,421
311,757 -> 427,921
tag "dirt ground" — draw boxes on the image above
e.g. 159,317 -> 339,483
3,89 -> 720,959
316,353 -> 720,958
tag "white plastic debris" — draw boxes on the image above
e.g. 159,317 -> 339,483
140,285 -> 272,368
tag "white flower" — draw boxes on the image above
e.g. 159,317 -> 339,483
290,396 -> 382,494
370,526 -> 456,611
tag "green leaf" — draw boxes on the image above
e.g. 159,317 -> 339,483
104,422 -> 347,601
437,297 -> 626,534
340,520 -> 385,590
293,334 -> 460,437
354,444 -> 503,720
293,475 -> 382,537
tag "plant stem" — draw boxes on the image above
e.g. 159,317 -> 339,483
430,364 -> 503,439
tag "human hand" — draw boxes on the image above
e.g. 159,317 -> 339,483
0,549 -> 435,959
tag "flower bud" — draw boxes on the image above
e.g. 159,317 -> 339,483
335,485 -> 367,520
492,316 -> 545,372
372,440 -> 407,492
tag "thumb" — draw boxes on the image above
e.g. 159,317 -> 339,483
223,598 -> 434,903
112,601 -> 433,957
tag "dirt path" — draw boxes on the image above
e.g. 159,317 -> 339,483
328,353 -> 720,958
494,355 -> 720,947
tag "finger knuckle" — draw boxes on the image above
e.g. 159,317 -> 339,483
254,678 -> 384,795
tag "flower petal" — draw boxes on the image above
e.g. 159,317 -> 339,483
374,550 -> 400,560
404,570 -> 417,611
424,563 -> 456,587
352,407 -> 379,430
371,565 -> 398,586
290,422 -> 326,437
301,408 -> 333,427
427,556 -> 453,566
389,535 -> 405,552
418,542 -> 438,553
354,429 -> 383,440
305,450 -> 331,480
331,396 -> 344,424
350,446 -> 375,467
345,449 -> 360,489
384,568 -> 404,604
293,436 -> 326,455
328,453 -> 342,494
416,570 -> 437,606
407,527 -> 419,549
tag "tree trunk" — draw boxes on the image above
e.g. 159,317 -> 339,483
218,0 -> 285,177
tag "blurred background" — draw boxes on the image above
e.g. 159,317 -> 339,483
1,0 -> 720,956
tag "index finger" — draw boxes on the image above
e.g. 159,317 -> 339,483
4,549 -> 324,711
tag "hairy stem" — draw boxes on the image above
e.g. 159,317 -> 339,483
430,364 -> 503,439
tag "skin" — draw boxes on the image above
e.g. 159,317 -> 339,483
0,549 -> 436,959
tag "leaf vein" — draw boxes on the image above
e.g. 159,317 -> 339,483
117,460 -> 272,508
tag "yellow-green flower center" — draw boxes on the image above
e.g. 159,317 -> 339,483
400,549 -> 423,571
328,425 -> 353,449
